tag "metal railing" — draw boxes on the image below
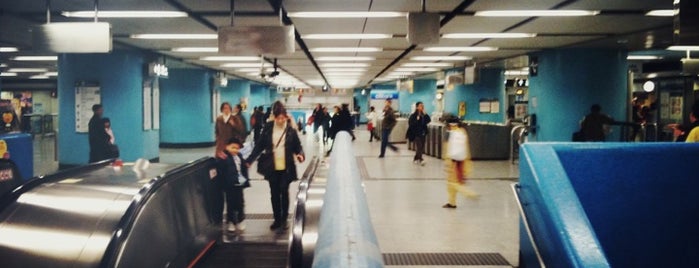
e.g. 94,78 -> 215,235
510,124 -> 528,164
511,183 -> 546,268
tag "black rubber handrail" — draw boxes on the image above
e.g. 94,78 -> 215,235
0,158 -> 115,212
100,157 -> 216,267
289,155 -> 320,268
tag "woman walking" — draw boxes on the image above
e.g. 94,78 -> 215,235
246,101 -> 305,230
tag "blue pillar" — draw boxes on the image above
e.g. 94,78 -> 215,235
218,79 -> 251,130
528,49 -> 627,141
444,68 -> 506,123
159,68 -> 214,147
354,88 -> 369,123
250,84 -> 271,110
57,50 -> 160,165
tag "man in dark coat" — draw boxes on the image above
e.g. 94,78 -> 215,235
407,101 -> 431,165
88,104 -> 111,162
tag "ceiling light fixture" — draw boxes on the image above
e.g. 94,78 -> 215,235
423,46 -> 498,52
12,56 -> 58,61
29,75 -> 50,79
322,68 -> 368,72
6,68 -> 49,72
201,56 -> 261,61
442,33 -> 536,39
475,10 -> 600,17
222,63 -> 272,68
288,11 -> 406,18
311,47 -> 382,52
393,67 -> 439,72
0,73 -> 18,77
172,47 -> 218,52
302,34 -> 392,39
402,62 -> 454,67
44,72 -> 58,76
130,34 -> 217,39
645,10 -> 675,17
62,11 -> 188,18
319,63 -> 371,67
411,56 -> 472,61
0,47 -> 19,52
316,56 -> 376,61
667,46 -> 699,51
627,55 -> 661,60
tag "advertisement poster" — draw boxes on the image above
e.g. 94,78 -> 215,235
458,101 -> 466,117
143,83 -> 152,130
75,86 -> 100,133
152,84 -> 160,130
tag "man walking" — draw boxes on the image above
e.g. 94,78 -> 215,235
379,99 -> 398,158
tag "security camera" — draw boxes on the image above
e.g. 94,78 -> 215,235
270,70 -> 280,77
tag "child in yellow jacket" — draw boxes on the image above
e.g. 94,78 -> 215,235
443,120 -> 479,208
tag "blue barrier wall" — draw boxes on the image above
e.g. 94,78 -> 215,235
519,142 -> 699,268
218,79 -> 251,131
399,79 -> 437,115
159,68 -> 214,145
249,84 -> 271,111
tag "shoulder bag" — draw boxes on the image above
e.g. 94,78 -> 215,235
257,127 -> 287,177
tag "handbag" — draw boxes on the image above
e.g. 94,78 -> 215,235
257,127 -> 287,176
367,122 -> 374,131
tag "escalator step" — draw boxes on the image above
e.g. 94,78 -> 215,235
195,243 -> 288,268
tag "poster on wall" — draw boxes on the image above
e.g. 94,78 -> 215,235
152,81 -> 160,129
143,82 -> 152,130
212,90 -> 221,123
75,85 -> 100,133
515,102 -> 528,119
489,100 -> 500,113
669,94 -> 683,121
458,101 -> 466,117
479,99 -> 491,113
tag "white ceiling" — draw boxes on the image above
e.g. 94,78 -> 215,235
0,0 -> 683,89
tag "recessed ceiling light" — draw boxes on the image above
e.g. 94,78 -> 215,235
322,68 -> 368,72
667,46 -> 699,51
7,68 -> 49,72
131,34 -> 217,39
311,47 -> 382,52
236,68 -> 274,72
645,10 -> 675,17
62,11 -> 188,18
394,67 -> 439,72
402,62 -> 454,67
475,10 -> 600,17
0,72 -> 18,77
12,56 -> 58,61
410,56 -> 472,61
316,56 -> 375,61
302,34 -> 392,40
320,63 -> 370,67
172,47 -> 218,52
423,47 -> 498,52
288,11 -> 406,18
442,33 -> 536,39
29,75 -> 50,79
627,55 -> 661,60
44,72 -> 58,76
221,63 -> 272,68
201,56 -> 260,61
0,47 -> 19,52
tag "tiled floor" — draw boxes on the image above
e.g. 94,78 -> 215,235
32,127 -> 520,267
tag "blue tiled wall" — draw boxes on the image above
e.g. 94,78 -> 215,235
159,68 -> 214,145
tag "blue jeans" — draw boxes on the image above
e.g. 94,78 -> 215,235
380,128 -> 397,156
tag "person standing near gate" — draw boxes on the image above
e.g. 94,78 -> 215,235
379,99 -> 399,158
407,102 -> 431,165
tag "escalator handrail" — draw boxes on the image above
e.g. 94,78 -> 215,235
99,156 -> 216,267
511,183 -> 546,268
0,158 -> 115,212
289,155 -> 320,268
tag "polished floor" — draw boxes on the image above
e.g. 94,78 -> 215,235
31,127 -> 520,267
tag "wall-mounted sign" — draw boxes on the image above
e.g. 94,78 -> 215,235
370,92 -> 399,100
75,84 -> 100,133
148,63 -> 169,78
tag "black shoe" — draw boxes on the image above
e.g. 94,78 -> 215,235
270,221 -> 282,230
378,155 -> 384,158
390,146 -> 398,152
442,203 -> 457,209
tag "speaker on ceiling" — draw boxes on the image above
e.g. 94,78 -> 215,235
407,12 -> 440,45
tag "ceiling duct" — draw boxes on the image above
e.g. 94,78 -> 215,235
406,1 -> 440,45
218,0 -> 295,55
32,0 -> 112,53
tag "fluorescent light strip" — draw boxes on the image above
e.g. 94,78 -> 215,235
221,63 -> 271,68
402,62 -> 454,67
311,47 -> 382,52
423,46 -> 498,52
302,34 -> 392,40
172,47 -> 218,52
627,55 -> 661,60
12,56 -> 58,61
411,56 -> 471,61
505,70 -> 529,76
320,63 -> 370,67
442,33 -> 536,39
316,56 -> 375,61
62,11 -> 188,18
646,10 -> 675,17
0,47 -> 19,52
201,56 -> 260,61
667,46 -> 699,51
29,75 -> 50,79
236,68 -> 275,72
7,68 -> 48,73
322,68 -> 367,72
288,11 -> 406,18
394,67 -> 439,72
131,34 -> 217,39
475,10 -> 600,17
44,72 -> 58,76
0,73 -> 18,77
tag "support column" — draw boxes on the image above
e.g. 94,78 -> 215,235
159,68 -> 214,148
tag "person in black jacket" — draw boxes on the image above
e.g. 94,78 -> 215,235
407,102 -> 431,165
88,104 -> 111,162
214,137 -> 250,232
246,101 -> 305,230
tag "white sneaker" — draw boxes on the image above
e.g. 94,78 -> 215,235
235,222 -> 246,231
419,160 -> 425,166
413,160 -> 419,164
227,222 -> 237,232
